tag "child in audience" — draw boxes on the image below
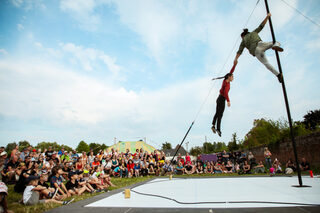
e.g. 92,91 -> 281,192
23,176 -> 74,205
50,166 -> 70,199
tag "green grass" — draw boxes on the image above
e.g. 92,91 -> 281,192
7,171 -> 316,213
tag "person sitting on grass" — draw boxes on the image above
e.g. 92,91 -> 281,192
98,166 -> 115,187
184,161 -> 195,175
78,172 -> 95,193
66,172 -> 91,196
140,163 -> 148,177
254,161 -> 265,174
127,159 -> 134,178
148,164 -> 156,176
225,160 -> 234,174
38,173 -> 62,200
243,160 -> 251,174
196,162 -> 204,174
154,162 -> 161,176
119,163 -> 128,178
285,159 -> 296,174
134,162 -> 141,177
273,158 -> 282,174
214,162 -> 223,174
175,162 -> 184,175
205,162 -> 213,174
162,160 -> 173,176
300,157 -> 311,171
50,166 -> 71,199
23,176 -> 74,206
112,165 -> 120,178
0,182 -> 14,213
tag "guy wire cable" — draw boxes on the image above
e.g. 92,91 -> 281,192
168,0 -> 261,169
280,0 -> 320,29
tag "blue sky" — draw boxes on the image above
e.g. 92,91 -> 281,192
0,0 -> 319,150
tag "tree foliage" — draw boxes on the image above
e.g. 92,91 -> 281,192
190,146 -> 202,156
18,141 -> 31,151
227,133 -> 239,152
76,141 -> 90,153
243,119 -> 283,148
35,142 -> 73,152
161,142 -> 172,150
88,142 -> 108,155
303,109 -> 320,130
5,142 -> 17,156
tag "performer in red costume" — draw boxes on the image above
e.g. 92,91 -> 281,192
211,63 -> 236,137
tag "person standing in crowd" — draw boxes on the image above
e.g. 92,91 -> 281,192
264,147 -> 272,169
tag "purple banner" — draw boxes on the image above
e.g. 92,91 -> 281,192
200,154 -> 217,162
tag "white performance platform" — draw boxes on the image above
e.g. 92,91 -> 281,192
86,177 -> 320,208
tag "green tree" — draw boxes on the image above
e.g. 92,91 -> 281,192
243,118 -> 282,148
5,142 -> 17,156
18,140 -> 31,151
161,142 -> 172,150
100,144 -> 108,151
35,142 -> 65,151
227,133 -> 239,152
215,142 -> 228,152
76,141 -> 90,153
203,142 -> 214,154
303,109 -> 320,130
89,143 -> 104,154
190,146 -> 202,156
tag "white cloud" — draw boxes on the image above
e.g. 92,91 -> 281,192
59,0 -> 101,31
59,42 -> 121,75
0,49 -> 8,55
0,58 -> 133,124
57,0 -> 297,64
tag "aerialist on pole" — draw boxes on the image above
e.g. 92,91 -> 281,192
211,63 -> 236,137
233,13 -> 284,83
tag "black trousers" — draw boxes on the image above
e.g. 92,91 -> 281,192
212,95 -> 226,131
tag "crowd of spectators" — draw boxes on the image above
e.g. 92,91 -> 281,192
0,145 -> 313,210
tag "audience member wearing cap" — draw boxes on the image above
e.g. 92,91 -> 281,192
0,152 -> 7,158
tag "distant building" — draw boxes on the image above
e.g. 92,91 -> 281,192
106,140 -> 157,153
162,145 -> 187,157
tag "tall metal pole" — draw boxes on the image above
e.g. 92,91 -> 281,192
264,0 -> 303,186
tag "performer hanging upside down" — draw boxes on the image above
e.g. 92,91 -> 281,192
234,13 -> 284,83
211,63 -> 236,137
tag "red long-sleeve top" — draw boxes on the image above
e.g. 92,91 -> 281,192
219,64 -> 236,102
